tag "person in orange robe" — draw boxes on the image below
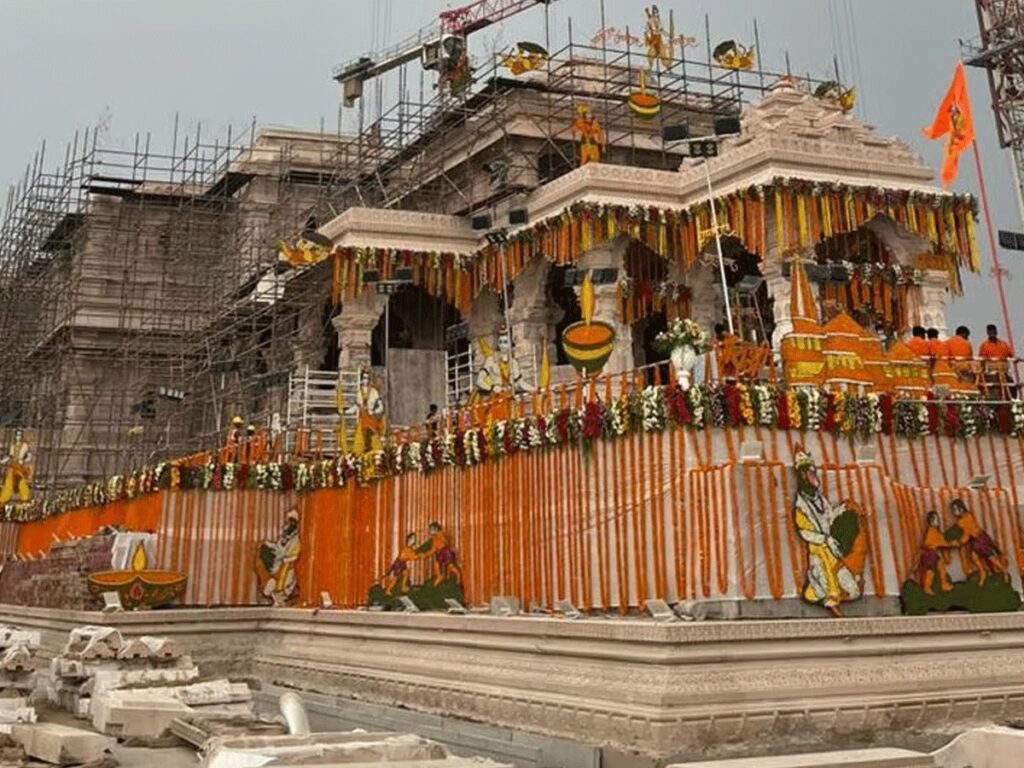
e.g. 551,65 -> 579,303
926,328 -> 947,361
979,324 -> 1013,361
906,326 -> 930,359
945,326 -> 973,361
979,324 -> 1014,397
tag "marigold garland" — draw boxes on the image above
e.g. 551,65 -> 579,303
5,384 -> 1021,523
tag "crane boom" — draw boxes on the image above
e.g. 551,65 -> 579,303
333,0 -> 554,105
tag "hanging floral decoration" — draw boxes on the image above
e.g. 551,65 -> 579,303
328,181 -> 980,317
5,382 -> 1020,524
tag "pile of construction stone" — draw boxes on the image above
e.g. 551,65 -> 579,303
203,732 -> 512,767
48,625 -> 252,744
0,625 -> 41,734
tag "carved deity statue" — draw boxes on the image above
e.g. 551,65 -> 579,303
0,429 -> 32,505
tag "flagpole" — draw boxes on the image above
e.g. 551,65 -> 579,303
971,140 -> 1016,351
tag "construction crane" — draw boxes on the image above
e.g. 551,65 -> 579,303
965,0 -> 1024,226
333,0 -> 555,106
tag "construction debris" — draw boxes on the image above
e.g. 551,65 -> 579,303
10,722 -> 113,766
48,626 -> 200,720
201,731 -> 513,768
0,625 -> 40,735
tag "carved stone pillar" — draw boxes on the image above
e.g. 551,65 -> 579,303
917,269 -> 949,334
508,257 -> 556,382
334,292 -> 387,371
687,263 -> 723,335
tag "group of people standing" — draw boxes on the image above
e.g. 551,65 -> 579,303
906,323 -> 1016,395
906,323 -> 1014,364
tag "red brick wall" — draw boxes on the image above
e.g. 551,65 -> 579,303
0,535 -> 116,609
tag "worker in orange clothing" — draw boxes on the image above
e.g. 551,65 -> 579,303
906,326 -> 930,359
979,324 -> 1013,361
945,325 -> 976,382
979,324 -> 1015,397
223,416 -> 245,463
926,328 -> 946,361
945,326 -> 973,361
247,423 -> 268,464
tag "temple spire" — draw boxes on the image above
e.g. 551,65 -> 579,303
789,254 -> 820,328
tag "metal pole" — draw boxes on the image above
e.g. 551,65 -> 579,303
1010,146 -> 1024,237
972,141 -> 1015,350
704,159 -> 734,335
498,244 -> 514,352
384,299 -> 390,370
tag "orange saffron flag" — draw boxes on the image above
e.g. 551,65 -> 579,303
923,61 -> 976,188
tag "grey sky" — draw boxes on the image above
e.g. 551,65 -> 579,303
1,0 -> 1018,342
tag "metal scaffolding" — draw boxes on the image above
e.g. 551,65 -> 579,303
0,11 -> 838,492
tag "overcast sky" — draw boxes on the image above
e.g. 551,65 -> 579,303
2,0 -> 1019,342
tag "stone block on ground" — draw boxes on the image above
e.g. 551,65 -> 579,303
92,691 -> 194,740
291,761 -> 515,768
202,733 -> 451,768
86,663 -> 199,698
0,627 -> 41,650
64,627 -> 123,661
1,644 -> 35,673
667,748 -> 934,768
11,722 -> 114,765
932,725 -> 1024,768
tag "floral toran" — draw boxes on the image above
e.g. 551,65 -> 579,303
328,179 -> 979,317
6,382 -> 1022,524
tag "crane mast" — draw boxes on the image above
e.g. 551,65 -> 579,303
965,0 -> 1024,226
334,0 -> 554,106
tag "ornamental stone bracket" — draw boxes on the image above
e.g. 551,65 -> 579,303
320,207 -> 481,255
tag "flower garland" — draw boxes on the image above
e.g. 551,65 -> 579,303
6,384 -> 1023,523
328,183 -> 980,316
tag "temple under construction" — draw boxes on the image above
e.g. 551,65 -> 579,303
0,19 -> 834,492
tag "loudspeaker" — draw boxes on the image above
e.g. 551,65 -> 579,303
472,214 -> 493,230
714,116 -> 742,137
509,208 -> 528,226
662,124 -> 690,142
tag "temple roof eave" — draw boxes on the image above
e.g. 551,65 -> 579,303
321,206 -> 481,254
677,144 -> 945,207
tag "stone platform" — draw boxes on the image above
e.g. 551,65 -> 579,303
0,605 -> 1021,763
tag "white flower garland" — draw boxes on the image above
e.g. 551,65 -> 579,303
607,397 -> 629,437
640,386 -> 666,433
1013,400 -> 1024,436
751,384 -> 777,426
803,388 -> 825,431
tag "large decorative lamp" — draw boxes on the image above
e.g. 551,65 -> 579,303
561,272 -> 616,378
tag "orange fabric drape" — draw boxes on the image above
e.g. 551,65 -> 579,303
17,494 -> 162,558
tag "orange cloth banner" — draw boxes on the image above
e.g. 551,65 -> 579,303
923,61 -> 976,188
16,494 -> 162,558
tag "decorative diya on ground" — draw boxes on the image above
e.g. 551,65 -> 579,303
87,534 -> 187,610
561,272 -> 617,377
